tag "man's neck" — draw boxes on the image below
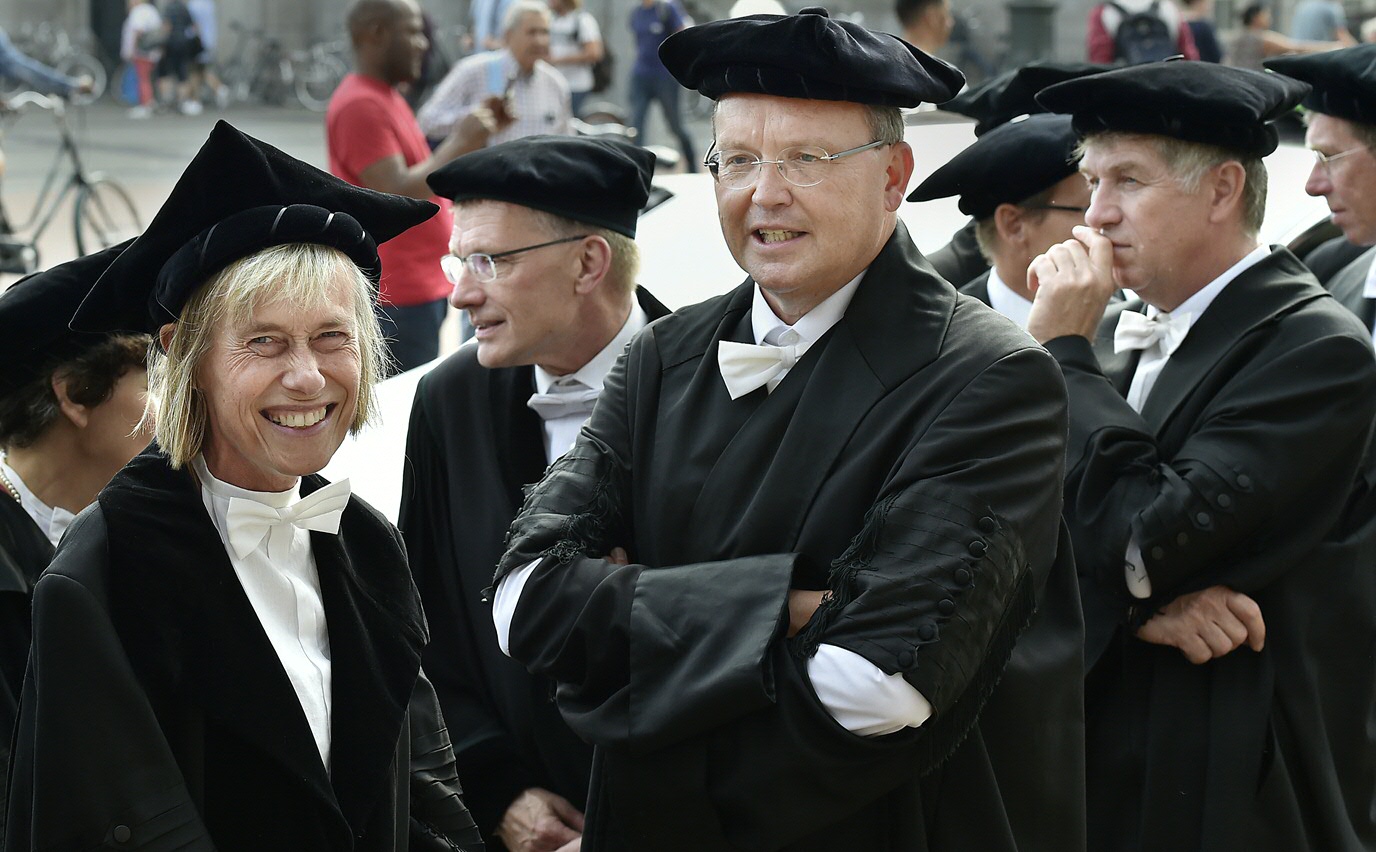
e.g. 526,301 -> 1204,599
992,259 -> 1033,301
354,64 -> 399,92
903,26 -> 943,54
5,433 -> 114,514
535,297 -> 635,377
1147,238 -> 1264,313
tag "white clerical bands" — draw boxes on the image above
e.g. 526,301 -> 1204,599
1113,309 -> 1193,356
225,478 -> 351,561
717,339 -> 800,399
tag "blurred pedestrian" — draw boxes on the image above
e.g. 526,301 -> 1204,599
1086,0 -> 1199,63
120,0 -> 162,118
187,0 -> 229,108
896,0 -> 954,55
0,242 -> 151,788
628,0 -> 696,169
1225,4 -> 1339,70
1289,0 -> 1355,44
418,1 -> 569,147
1182,0 -> 1223,61
155,0 -> 202,114
546,0 -> 603,116
2,120 -> 485,852
329,0 -> 494,373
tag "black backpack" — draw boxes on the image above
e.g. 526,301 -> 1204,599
1108,0 -> 1176,64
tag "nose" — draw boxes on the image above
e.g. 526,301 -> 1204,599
281,345 -> 327,396
749,161 -> 793,208
447,266 -> 485,311
1305,160 -> 1331,198
1084,186 -> 1116,232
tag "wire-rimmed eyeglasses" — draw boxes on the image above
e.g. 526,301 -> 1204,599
440,234 -> 589,283
703,140 -> 889,189
1312,147 -> 1362,173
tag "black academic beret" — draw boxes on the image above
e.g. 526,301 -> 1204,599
944,61 -> 1111,136
427,135 -> 654,238
1266,45 -> 1376,126
907,114 -> 1080,218
659,6 -> 963,108
1036,60 -> 1311,158
0,241 -> 134,396
73,120 -> 438,334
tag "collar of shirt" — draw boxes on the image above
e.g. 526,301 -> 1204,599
986,267 -> 1034,330
0,457 -> 76,548
749,271 -> 866,351
534,301 -> 650,395
193,454 -> 302,538
1144,244 -> 1270,332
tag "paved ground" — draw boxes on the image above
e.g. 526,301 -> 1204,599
0,95 -> 711,289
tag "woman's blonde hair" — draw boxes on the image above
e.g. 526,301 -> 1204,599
146,243 -> 386,468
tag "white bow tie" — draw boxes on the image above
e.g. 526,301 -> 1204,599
526,382 -> 601,421
1113,309 -> 1194,356
225,478 -> 352,562
718,339 -> 801,400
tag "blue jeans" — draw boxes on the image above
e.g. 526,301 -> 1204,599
629,71 -> 696,170
375,297 -> 447,375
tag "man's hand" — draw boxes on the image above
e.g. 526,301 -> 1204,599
72,75 -> 95,96
553,840 -> 582,852
1026,225 -> 1117,344
787,590 -> 826,637
607,546 -> 630,565
494,788 -> 584,852
1135,585 -> 1266,664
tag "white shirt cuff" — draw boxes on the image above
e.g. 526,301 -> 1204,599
492,558 -> 542,656
1125,538 -> 1153,599
806,644 -> 932,737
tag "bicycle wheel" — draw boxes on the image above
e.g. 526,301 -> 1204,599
73,175 -> 141,256
294,52 -> 346,112
55,52 -> 107,105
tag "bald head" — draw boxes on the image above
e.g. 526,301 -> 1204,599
347,0 -> 426,85
347,0 -> 412,43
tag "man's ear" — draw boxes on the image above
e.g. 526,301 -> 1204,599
573,235 -> 613,296
50,372 -> 90,430
993,203 -> 1026,247
884,141 -> 917,213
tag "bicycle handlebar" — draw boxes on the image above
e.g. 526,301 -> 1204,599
2,91 -> 64,116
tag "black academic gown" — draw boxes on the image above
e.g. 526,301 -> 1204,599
959,271 -> 993,305
1045,248 -> 1376,852
0,496 -> 50,786
3,446 -> 484,852
1322,244 -> 1376,332
399,288 -> 669,846
496,223 -> 1084,851
1302,234 -> 1370,288
927,218 -> 989,287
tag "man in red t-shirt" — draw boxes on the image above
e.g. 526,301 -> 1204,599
329,0 -> 511,373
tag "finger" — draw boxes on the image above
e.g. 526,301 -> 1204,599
1026,265 -> 1041,295
1211,610 -> 1250,650
1073,225 -> 1116,273
608,546 -> 629,565
545,792 -> 586,829
1226,592 -> 1266,651
1199,621 -> 1240,658
1179,633 -> 1214,665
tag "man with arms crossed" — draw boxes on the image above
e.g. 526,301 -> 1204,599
490,8 -> 1081,850
1029,61 -> 1376,851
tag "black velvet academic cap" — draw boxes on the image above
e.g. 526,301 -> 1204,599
1266,45 -> 1376,126
907,114 -> 1081,218
1036,60 -> 1311,158
943,61 -> 1111,136
658,6 -> 964,107
426,135 -> 655,238
0,241 -> 132,395
72,120 -> 437,335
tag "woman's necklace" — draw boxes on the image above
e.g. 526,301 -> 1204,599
0,457 -> 21,504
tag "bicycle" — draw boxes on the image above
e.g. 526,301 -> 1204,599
292,39 -> 348,112
0,92 -> 141,274
0,24 -> 107,106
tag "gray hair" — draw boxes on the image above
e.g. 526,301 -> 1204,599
504,0 -> 550,34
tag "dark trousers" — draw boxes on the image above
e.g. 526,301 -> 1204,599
376,297 -> 447,375
629,71 -> 696,170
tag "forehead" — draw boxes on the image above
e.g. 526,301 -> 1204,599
1079,135 -> 1167,174
450,200 -> 540,249
1306,113 -> 1363,150
713,94 -> 872,147
225,271 -> 358,332
516,11 -> 550,30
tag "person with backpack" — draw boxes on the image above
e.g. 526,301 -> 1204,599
1087,0 -> 1200,63
546,0 -> 604,116
628,0 -> 696,170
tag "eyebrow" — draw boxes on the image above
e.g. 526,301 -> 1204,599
240,316 -> 352,335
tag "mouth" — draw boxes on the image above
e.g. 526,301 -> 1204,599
471,317 -> 504,337
262,404 -> 334,430
754,229 -> 805,245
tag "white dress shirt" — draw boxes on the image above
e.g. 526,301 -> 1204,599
194,456 -> 334,768
1122,245 -> 1269,598
0,457 -> 77,548
495,272 -> 933,737
532,304 -> 648,464
417,50 -> 571,144
986,267 -> 1035,331
1360,253 -> 1376,349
